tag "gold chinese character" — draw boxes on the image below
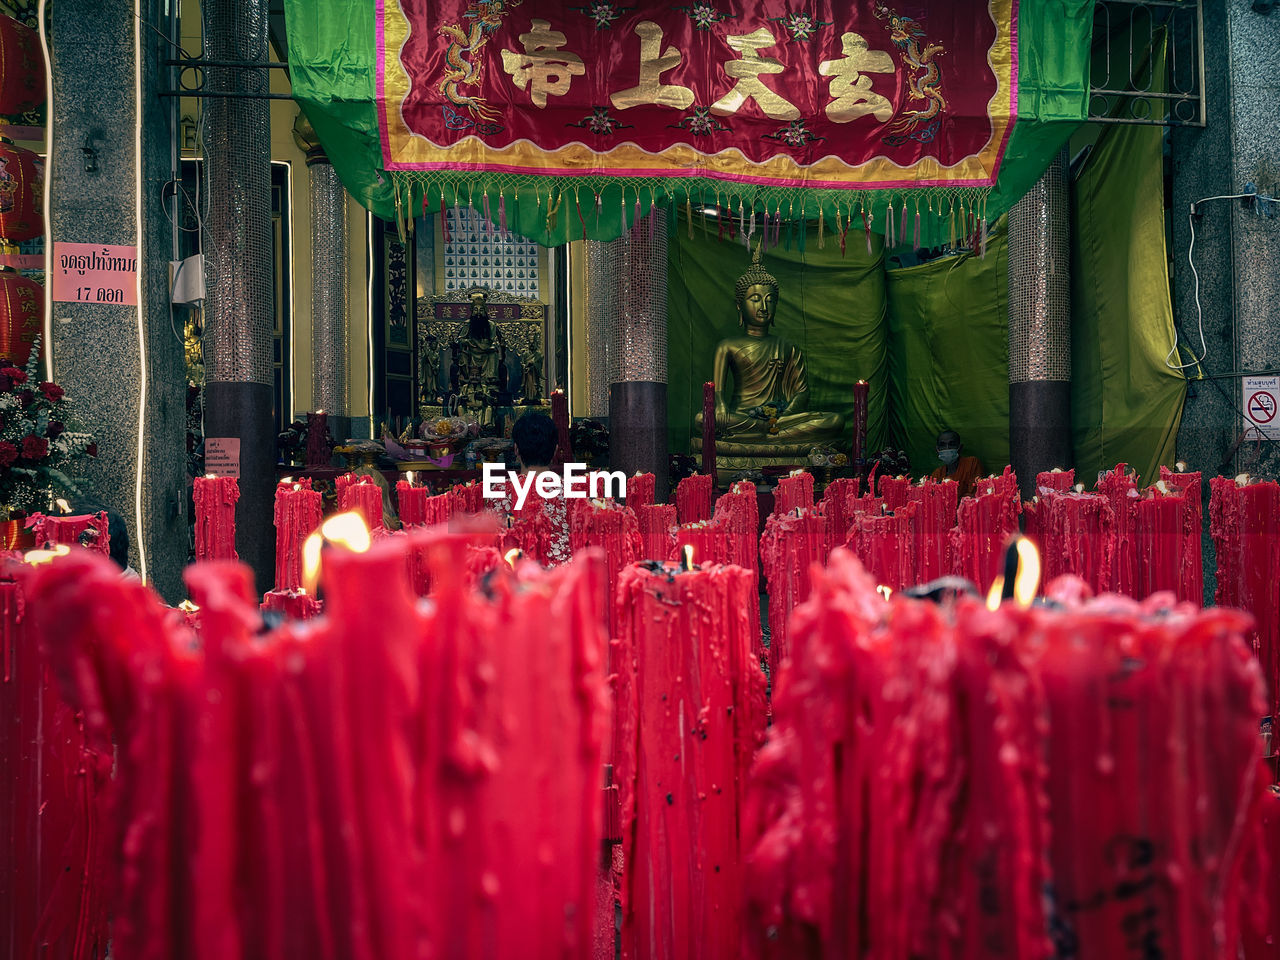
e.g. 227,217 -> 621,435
500,20 -> 586,108
710,28 -> 798,121
610,21 -> 695,111
818,32 -> 895,123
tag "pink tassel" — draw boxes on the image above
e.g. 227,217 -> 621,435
634,195 -> 641,233
913,209 -> 921,250
900,202 -> 908,243
498,194 -> 507,235
482,192 -> 491,234
979,216 -> 988,259
621,189 -> 628,232
863,206 -> 872,255
440,197 -> 451,242
773,206 -> 782,246
760,209 -> 769,253
649,203 -> 656,242
886,202 -> 895,250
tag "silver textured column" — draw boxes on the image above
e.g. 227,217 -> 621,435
581,239 -> 617,417
201,0 -> 276,591
1008,149 -> 1072,497
608,209 -> 669,499
309,160 -> 349,418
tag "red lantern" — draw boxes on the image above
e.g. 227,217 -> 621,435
0,265 -> 42,366
0,16 -> 43,117
0,139 -> 41,241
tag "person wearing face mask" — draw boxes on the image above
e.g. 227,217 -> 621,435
928,428 -> 983,498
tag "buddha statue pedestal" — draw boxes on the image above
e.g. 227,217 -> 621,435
691,245 -> 845,482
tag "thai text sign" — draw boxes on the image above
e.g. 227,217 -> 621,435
378,0 -> 1016,189
51,243 -> 138,306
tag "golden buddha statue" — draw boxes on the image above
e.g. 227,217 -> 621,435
693,246 -> 845,455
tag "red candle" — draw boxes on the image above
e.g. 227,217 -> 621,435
1159,466 -> 1203,604
701,380 -> 717,484
193,475 -> 239,561
848,500 -> 917,591
907,479 -> 958,583
273,479 -> 322,592
627,471 -> 656,511
396,475 -> 429,527
637,504 -> 677,561
878,474 -> 911,513
712,479 -> 760,581
448,480 -> 484,515
1040,491 -> 1115,596
675,473 -> 714,525
1035,467 -> 1075,494
759,508 -> 825,681
1096,464 -> 1138,595
614,557 -> 765,960
336,473 -> 384,534
569,499 -> 641,637
673,519 -> 731,569
772,470 -> 814,516
954,471 -> 1020,592
1134,482 -> 1198,602
550,389 -> 572,465
819,477 -> 860,556
305,410 -> 331,468
26,510 -> 111,555
851,379 -> 869,468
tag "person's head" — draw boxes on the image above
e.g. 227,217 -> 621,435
734,245 -> 779,333
935,429 -> 962,465
512,412 -> 557,469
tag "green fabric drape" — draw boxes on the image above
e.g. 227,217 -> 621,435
883,227 -> 1011,476
1069,41 -> 1185,485
666,222 -> 888,456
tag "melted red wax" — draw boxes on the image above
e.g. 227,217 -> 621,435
336,474 -> 384,534
0,566 -> 111,960
273,482 -> 322,592
637,504 -> 677,562
1096,465 -> 1139,596
744,548 -> 1269,960
193,475 -> 240,562
819,478 -> 861,557
1135,485 -> 1201,604
1041,491 -> 1116,595
614,560 -> 766,960
847,500 -> 918,591
25,533 -> 609,960
1210,477 -> 1280,720
260,589 -> 323,621
878,474 -> 912,513
27,511 -> 111,555
1036,468 -> 1076,494
1158,468 -> 1203,605
908,479 -> 958,584
773,472 -> 814,516
675,474 -> 714,525
759,509 -> 825,682
394,480 -> 428,528
448,481 -> 484,515
627,472 -> 656,511
953,469 -> 1021,592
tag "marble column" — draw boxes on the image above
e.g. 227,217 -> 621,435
49,0 -> 187,599
1007,150 -> 1073,501
580,239 -> 616,419
308,157 -> 350,441
200,0 -> 275,593
1171,0 -> 1280,602
607,209 -> 669,501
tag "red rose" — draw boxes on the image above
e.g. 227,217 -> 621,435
19,389 -> 33,407
40,382 -> 64,403
21,435 -> 47,460
3,367 -> 27,385
0,441 -> 16,467
46,420 -> 64,439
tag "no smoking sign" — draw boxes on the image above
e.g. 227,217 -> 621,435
1243,375 -> 1279,438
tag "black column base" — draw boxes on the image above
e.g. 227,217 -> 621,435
609,381 -> 669,503
204,381 -> 277,596
1010,379 -> 1073,500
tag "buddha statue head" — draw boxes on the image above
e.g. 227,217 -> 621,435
734,244 -> 778,335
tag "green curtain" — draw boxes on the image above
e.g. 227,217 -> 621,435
1069,31 -> 1184,486
666,221 -> 888,455
883,228 -> 1011,475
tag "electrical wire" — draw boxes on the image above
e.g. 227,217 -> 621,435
1167,191 -> 1257,372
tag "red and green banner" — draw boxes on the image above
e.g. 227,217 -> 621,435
286,0 -> 1093,243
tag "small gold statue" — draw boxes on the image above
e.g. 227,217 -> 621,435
453,289 -> 502,430
694,245 -> 844,452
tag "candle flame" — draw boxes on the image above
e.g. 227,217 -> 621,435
54,498 -> 72,514
680,543 -> 695,572
1155,479 -> 1170,495
1236,473 -> 1251,487
315,408 -> 325,415
204,473 -> 217,480
876,584 -> 893,601
178,599 -> 200,613
985,576 -> 1004,611
1073,483 -> 1085,494
503,547 -> 522,568
789,468 -> 804,477
300,512 -> 372,594
1175,460 -> 1187,473
280,476 -> 294,484
23,544 -> 70,566
405,470 -> 415,485
1012,538 -> 1041,608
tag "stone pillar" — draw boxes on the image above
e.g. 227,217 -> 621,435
1007,149 -> 1072,500
308,159 -> 350,440
581,240 -> 616,419
1171,0 -> 1280,603
201,0 -> 275,592
608,210 -> 669,501
49,0 -> 188,599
